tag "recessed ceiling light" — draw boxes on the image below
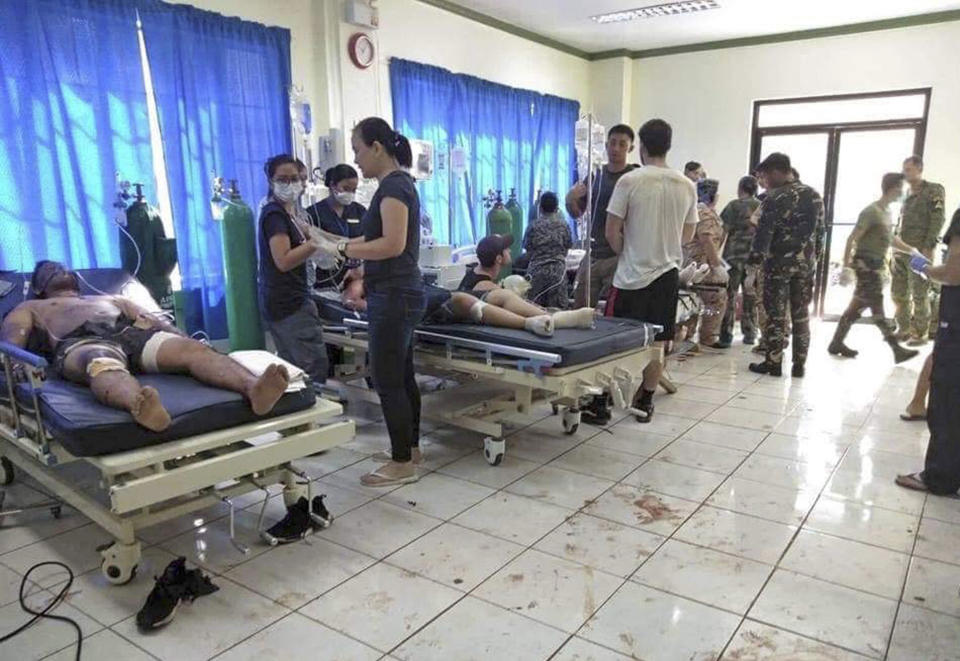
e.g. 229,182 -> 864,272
591,0 -> 720,24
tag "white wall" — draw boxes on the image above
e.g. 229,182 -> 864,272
629,20 -> 960,211
589,57 -> 632,131
335,0 -> 592,148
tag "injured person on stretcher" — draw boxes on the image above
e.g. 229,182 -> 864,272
338,268 -> 597,334
0,261 -> 291,432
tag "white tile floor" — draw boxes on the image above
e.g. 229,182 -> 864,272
2,322 -> 960,660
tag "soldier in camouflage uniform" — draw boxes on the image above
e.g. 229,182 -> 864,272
892,155 -> 945,345
747,153 -> 824,378
828,173 -> 919,364
523,192 -> 572,309
718,175 -> 761,346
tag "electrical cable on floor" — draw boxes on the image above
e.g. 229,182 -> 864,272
0,561 -> 82,661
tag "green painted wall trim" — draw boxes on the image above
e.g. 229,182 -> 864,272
413,0 -> 592,59
414,1 -> 960,63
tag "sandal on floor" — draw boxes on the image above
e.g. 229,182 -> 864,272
899,413 -> 927,422
360,466 -> 419,487
894,472 -> 929,492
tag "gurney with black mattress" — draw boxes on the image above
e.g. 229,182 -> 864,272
0,269 -> 354,584
317,291 -> 661,465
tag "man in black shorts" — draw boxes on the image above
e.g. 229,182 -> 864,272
604,119 -> 698,422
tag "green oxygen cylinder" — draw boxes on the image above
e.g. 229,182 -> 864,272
219,180 -> 265,351
486,190 -> 513,237
505,188 -> 523,260
122,183 -> 177,309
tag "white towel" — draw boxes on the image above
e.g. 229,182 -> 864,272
229,350 -> 308,392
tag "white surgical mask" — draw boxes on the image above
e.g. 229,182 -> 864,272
273,181 -> 303,202
334,190 -> 355,205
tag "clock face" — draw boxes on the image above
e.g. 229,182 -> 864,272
349,33 -> 375,69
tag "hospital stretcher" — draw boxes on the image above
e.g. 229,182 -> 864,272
316,294 -> 662,465
0,269 -> 354,585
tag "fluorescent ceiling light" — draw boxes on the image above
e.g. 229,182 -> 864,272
591,0 -> 720,24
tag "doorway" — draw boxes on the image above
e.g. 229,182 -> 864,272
750,89 -> 931,318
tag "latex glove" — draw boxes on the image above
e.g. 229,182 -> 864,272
678,262 -> 698,287
708,265 -> 729,285
909,252 -> 931,276
743,268 -> 757,292
691,263 -> 710,284
313,234 -> 341,261
838,267 -> 855,287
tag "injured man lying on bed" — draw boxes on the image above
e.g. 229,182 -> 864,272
339,269 -> 596,335
0,261 -> 291,432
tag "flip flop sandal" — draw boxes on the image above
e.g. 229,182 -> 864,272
360,466 -> 419,487
899,413 -> 927,422
894,472 -> 928,492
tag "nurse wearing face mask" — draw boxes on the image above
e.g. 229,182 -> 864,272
257,154 -> 327,387
305,164 -> 367,287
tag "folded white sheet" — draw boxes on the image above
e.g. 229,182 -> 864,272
229,350 -> 308,392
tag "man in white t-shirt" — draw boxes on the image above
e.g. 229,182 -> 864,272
604,118 -> 698,423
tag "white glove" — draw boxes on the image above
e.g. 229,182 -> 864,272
744,267 -> 757,292
691,263 -> 710,284
838,267 -> 855,287
708,265 -> 729,285
312,234 -> 341,260
678,262 -> 698,287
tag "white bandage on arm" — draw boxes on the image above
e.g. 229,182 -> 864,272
86,356 -> 128,378
469,300 -> 487,323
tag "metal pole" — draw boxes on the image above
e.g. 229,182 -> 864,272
584,113 -> 594,309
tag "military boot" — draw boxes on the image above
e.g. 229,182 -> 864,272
888,339 -> 919,364
828,317 -> 858,358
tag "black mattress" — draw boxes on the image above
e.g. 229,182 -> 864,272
10,374 -> 316,457
317,297 -> 657,367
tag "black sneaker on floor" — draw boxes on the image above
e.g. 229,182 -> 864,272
310,495 -> 333,530
748,360 -> 782,377
137,557 -> 189,632
581,394 -> 612,427
791,364 -> 805,378
264,496 -> 313,544
742,335 -> 756,345
136,557 -> 218,632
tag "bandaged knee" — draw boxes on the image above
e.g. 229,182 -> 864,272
86,357 -> 128,378
469,300 -> 487,323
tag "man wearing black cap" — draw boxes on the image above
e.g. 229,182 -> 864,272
747,152 -> 825,378
458,233 -> 515,294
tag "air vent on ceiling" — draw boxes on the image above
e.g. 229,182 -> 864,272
591,0 -> 720,24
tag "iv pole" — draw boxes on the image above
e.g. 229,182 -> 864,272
585,112 -> 593,309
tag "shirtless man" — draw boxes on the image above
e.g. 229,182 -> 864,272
1,261 -> 291,432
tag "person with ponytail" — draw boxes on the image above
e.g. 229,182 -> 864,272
312,117 -> 425,487
305,164 -> 367,288
257,154 -> 328,388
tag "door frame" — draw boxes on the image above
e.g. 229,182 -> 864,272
748,88 -> 931,316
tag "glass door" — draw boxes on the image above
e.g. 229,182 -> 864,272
823,128 -> 919,317
757,132 -> 830,195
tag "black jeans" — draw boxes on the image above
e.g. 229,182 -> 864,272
367,282 -> 426,462
923,326 -> 960,494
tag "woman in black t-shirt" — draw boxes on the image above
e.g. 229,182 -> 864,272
257,154 -> 326,386
304,164 -> 367,288
313,117 -> 426,487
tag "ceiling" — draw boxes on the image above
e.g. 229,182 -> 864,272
436,0 -> 960,56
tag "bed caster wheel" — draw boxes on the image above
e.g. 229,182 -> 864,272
483,437 -> 505,466
562,410 -> 581,435
551,404 -> 559,415
1,457 -> 13,486
98,540 -> 141,586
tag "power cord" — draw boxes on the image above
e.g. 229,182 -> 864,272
0,561 -> 82,660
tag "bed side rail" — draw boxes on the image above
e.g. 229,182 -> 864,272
0,341 -> 48,368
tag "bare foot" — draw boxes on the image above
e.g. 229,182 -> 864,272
249,364 -> 290,415
131,386 -> 171,432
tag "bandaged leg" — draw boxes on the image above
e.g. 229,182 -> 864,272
153,336 -> 289,415
552,307 -> 596,329
78,354 -> 171,432
482,288 -> 547,317
450,293 -> 553,336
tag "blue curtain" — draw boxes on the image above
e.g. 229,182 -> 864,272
140,3 -> 291,338
390,59 -> 579,246
0,0 -> 156,272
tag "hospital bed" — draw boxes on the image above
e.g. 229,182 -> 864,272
315,292 -> 661,465
0,269 -> 354,585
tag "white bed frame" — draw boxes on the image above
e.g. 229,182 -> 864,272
0,345 -> 354,585
322,319 -> 661,464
